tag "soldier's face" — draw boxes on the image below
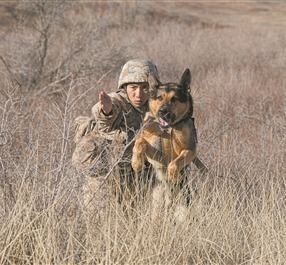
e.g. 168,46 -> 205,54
126,83 -> 150,108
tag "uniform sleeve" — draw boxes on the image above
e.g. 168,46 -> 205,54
91,92 -> 125,134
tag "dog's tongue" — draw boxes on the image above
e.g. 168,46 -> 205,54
159,117 -> 170,127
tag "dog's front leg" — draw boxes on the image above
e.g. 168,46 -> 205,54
168,149 -> 196,184
131,137 -> 148,173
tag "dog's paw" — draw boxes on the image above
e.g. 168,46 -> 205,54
131,155 -> 143,172
167,163 -> 182,184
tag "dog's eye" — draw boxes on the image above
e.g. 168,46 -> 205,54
157,95 -> 163,101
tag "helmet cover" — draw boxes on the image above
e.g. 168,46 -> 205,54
118,59 -> 159,89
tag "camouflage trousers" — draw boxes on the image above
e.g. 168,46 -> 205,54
82,165 -> 151,216
72,131 -> 153,219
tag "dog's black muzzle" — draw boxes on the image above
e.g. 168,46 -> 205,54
158,106 -> 175,127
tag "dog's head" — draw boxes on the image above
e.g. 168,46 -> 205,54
148,68 -> 193,129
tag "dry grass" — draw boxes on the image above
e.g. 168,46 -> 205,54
0,1 -> 286,264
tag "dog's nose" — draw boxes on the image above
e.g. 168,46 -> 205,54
159,106 -> 170,116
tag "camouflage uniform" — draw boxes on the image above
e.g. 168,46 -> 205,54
72,59 -> 159,211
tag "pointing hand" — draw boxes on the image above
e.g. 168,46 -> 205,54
99,91 -> 112,115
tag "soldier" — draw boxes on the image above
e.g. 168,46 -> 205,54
72,59 -> 160,213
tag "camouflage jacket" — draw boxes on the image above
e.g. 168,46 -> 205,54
72,89 -> 148,170
92,89 -> 148,143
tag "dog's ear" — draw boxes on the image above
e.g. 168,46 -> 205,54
148,74 -> 161,97
180,68 -> 191,93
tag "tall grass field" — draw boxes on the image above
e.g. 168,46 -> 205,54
0,1 -> 285,264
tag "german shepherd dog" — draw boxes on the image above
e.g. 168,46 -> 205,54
131,69 -> 207,219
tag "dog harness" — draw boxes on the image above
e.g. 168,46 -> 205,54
156,112 -> 198,164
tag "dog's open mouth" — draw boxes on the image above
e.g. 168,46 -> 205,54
158,113 -> 175,128
158,117 -> 170,128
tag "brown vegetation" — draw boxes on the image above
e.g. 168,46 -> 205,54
0,1 -> 285,264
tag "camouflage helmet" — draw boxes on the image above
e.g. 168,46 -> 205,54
118,59 -> 159,89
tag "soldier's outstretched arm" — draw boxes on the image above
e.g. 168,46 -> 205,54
99,91 -> 112,115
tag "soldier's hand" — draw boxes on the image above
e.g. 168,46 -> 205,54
99,91 -> 112,115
